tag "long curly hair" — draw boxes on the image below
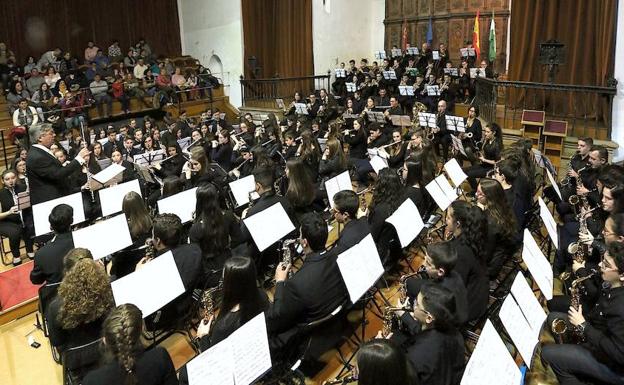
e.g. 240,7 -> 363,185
478,178 -> 517,240
450,200 -> 487,265
102,304 -> 144,385
57,258 -> 114,330
370,168 -> 404,216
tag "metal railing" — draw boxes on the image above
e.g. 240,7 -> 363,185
239,72 -> 332,107
474,77 -> 617,138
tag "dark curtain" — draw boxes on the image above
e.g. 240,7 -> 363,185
242,0 -> 313,79
0,0 -> 182,64
507,0 -> 616,124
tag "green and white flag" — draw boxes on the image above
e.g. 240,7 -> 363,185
489,13 -> 496,62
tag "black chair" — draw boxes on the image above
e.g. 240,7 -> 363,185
36,282 -> 62,363
62,338 -> 102,385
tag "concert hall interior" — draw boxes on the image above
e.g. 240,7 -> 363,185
1,0 -> 624,384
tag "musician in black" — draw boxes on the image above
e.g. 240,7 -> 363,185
463,122 -> 503,192
461,105 -> 482,164
355,339 -> 411,385
542,241 -> 624,385
431,100 -> 452,161
332,190 -> 370,253
0,169 -> 34,265
319,138 -> 348,180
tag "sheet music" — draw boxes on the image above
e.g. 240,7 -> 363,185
157,187 -> 198,223
510,272 -> 547,335
33,192 -> 86,236
426,85 -> 440,96
72,213 -> 133,260
59,139 -> 70,152
275,98 -> 285,109
229,313 -> 273,385
187,340 -> 234,385
337,234 -> 384,303
460,320 -> 521,385
386,198 -> 424,247
229,175 -> 257,207
345,82 -> 357,92
391,48 -> 402,57
374,50 -> 386,59
369,156 -> 388,174
399,85 -> 414,96
383,70 -> 397,80
538,197 -> 559,248
111,251 -> 185,317
92,163 -> 125,184
243,202 -> 296,252
334,68 -> 346,78
546,169 -> 562,200
97,137 -> 109,146
96,157 -> 112,171
407,47 -> 419,55
435,174 -> 459,203
325,171 -> 353,209
450,134 -> 467,157
444,158 -> 468,187
522,229 -> 554,300
178,137 -> 192,152
468,48 -> 476,56
499,295 -> 539,368
16,191 -> 30,210
294,103 -> 308,115
460,48 -> 468,57
425,178 -> 453,211
99,179 -> 142,217
432,50 -> 440,60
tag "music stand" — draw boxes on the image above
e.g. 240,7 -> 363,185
383,70 -> 397,80
366,111 -> 385,123
374,50 -> 387,60
426,85 -> 440,96
391,48 -> 402,58
294,103 -> 308,115
432,50 -> 440,61
345,82 -> 357,92
407,47 -> 419,55
334,68 -> 347,78
398,85 -> 414,96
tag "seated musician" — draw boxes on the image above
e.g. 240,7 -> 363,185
463,122 -> 503,193
545,137 -> 592,205
493,159 -> 526,229
110,149 -> 138,182
344,118 -> 369,184
332,190 -> 370,253
404,241 -> 468,326
30,204 -> 75,285
319,138 -> 348,180
384,282 -> 466,385
296,130 -> 322,182
353,339 -> 411,385
266,213 -> 348,359
402,155 -> 429,214
285,158 -> 319,222
367,122 -> 389,149
282,132 -> 299,161
542,241 -> 624,385
386,129 -> 407,169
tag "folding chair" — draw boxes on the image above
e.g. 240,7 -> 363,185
61,338 -> 102,385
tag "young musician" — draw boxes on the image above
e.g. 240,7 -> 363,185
463,122 -> 503,192
83,304 -> 177,385
402,156 -> 428,214
285,157 -> 317,221
319,137 -> 348,179
46,256 -> 113,354
355,339 -> 411,385
332,190 -> 370,252
462,105 -> 482,163
210,129 -> 233,171
386,129 -> 407,169
0,169 -> 34,265
542,241 -> 624,385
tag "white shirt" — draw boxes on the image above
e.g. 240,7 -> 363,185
32,144 -> 85,165
134,64 -> 148,79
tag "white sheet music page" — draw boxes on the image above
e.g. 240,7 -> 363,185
337,234 -> 384,303
546,169 -> 562,200
386,198 -> 424,248
538,197 -> 559,248
229,313 -> 272,385
99,179 -> 142,217
444,158 -> 468,187
425,178 -> 452,211
499,295 -> 539,368
72,213 -> 133,260
325,171 -> 353,208
92,162 -> 126,184
369,156 -> 388,174
187,340 -> 234,385
229,175 -> 256,207
32,192 -> 86,236
243,202 -> 296,252
510,272 -> 547,335
157,187 -> 198,223
522,229 -> 554,300
460,320 -> 521,385
435,175 -> 459,203
111,251 -> 185,317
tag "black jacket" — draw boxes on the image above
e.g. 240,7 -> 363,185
26,146 -> 83,205
30,233 -> 74,284
449,237 -> 489,322
406,328 -> 466,385
406,271 -> 468,326
334,218 -> 370,254
584,285 -> 624,374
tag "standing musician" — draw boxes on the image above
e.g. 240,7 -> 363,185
0,169 -> 34,265
547,137 -> 593,204
542,241 -> 624,385
463,122 -> 503,193
431,100 -> 452,162
461,105 -> 482,164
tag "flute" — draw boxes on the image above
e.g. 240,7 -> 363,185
377,140 -> 404,150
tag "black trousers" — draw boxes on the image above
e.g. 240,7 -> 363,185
432,134 -> 452,161
542,343 -> 624,385
464,163 -> 494,191
0,221 -> 34,258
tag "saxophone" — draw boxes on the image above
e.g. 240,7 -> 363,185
281,239 -> 298,278
381,305 -> 412,337
551,272 -> 595,344
322,373 -> 358,385
399,271 -> 424,303
200,285 -> 220,324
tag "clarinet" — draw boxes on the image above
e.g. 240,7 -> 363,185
85,167 -> 96,203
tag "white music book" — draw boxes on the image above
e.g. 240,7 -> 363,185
445,115 -> 465,132
187,313 -> 272,385
157,187 -> 198,223
133,149 -> 165,167
460,48 -> 469,57
337,234 -> 384,303
522,229 -> 554,300
432,50 -> 440,60
470,68 -> 485,79
294,103 -> 308,115
374,50 -> 387,59
386,198 -> 424,248
444,158 -> 468,187
111,251 -> 185,317
92,162 -> 125,184
334,68 -> 347,78
33,192 -> 86,236
510,272 -> 547,335
467,48 -> 476,56
398,85 -> 414,96
450,134 -> 467,157
99,179 -> 142,217
407,47 -> 419,55
499,295 -> 539,368
425,175 -> 458,211
243,202 -> 296,252
391,48 -> 402,57
383,70 -> 397,80
72,213 -> 133,260
546,169 -> 562,200
538,197 -> 559,248
325,171 -> 353,209
369,156 -> 388,174
460,320 -> 521,385
444,68 -> 459,76
345,82 -> 357,92
229,175 -> 258,208
426,85 -> 440,96
418,112 -> 437,128
178,137 -> 192,152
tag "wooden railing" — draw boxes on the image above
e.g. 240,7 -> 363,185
239,72 -> 332,107
474,77 -> 617,138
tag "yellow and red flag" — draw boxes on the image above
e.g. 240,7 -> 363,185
473,11 -> 481,60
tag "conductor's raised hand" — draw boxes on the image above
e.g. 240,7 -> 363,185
78,147 -> 91,159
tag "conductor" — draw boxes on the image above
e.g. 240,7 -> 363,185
26,123 -> 90,205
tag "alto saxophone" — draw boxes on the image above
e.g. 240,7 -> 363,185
200,285 -> 220,324
381,305 -> 412,337
281,239 -> 298,278
551,272 -> 595,344
399,270 -> 424,303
